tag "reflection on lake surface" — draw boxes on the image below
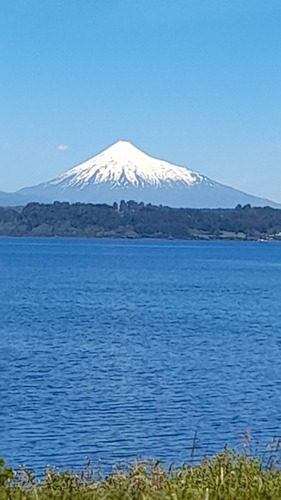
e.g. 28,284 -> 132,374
1,238 -> 281,471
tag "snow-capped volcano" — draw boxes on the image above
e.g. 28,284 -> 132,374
4,140 -> 281,208
49,140 -> 203,190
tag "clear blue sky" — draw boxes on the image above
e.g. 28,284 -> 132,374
1,0 -> 281,201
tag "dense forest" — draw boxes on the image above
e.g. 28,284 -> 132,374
1,201 -> 281,240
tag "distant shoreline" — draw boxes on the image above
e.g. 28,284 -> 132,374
1,201 -> 281,241
0,235 -> 280,243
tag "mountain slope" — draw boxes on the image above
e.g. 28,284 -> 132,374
0,190 -> 30,207
3,140 -> 281,208
47,140 -> 203,189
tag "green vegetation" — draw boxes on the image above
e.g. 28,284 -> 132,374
1,449 -> 281,499
1,201 -> 281,240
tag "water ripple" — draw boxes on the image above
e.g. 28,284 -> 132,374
1,239 -> 281,471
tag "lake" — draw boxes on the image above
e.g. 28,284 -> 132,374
1,238 -> 281,472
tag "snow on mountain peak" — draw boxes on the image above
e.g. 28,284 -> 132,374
16,140 -> 281,209
49,140 -> 203,190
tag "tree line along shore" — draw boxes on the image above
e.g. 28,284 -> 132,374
1,201 -> 281,240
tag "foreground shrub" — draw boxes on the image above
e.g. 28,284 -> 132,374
1,449 -> 281,499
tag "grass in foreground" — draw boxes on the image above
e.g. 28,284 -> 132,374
1,448 -> 281,499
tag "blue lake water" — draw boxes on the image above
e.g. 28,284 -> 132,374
1,238 -> 281,472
